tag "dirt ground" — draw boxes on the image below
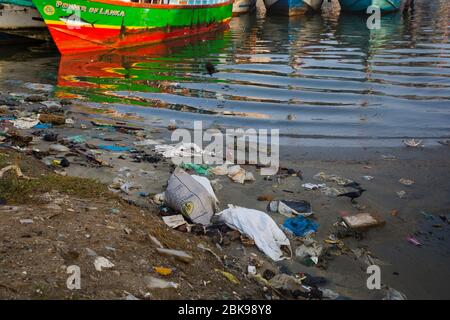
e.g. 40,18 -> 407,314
0,150 -> 266,300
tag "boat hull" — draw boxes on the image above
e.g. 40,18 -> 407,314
32,0 -> 233,55
338,0 -> 406,13
263,0 -> 323,16
0,4 -> 45,29
232,0 -> 256,15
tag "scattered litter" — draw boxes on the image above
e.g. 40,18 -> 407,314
381,154 -> 397,160
167,119 -> 177,131
145,276 -> 178,289
133,139 -> 162,146
180,163 -> 211,176
10,116 -> 39,129
49,144 -> 70,153
19,219 -> 34,224
403,139 -> 423,148
33,123 -> 52,129
0,165 -> 30,179
295,241 -> 323,265
257,194 -> 273,201
320,186 -> 344,197
283,216 -> 318,237
342,213 -> 384,229
313,172 -> 353,185
406,236 -> 421,246
302,183 -> 326,190
362,175 -> 374,181
384,287 -> 407,300
94,256 -> 115,271
162,215 -> 187,229
269,200 -> 312,217
155,143 -> 209,159
215,269 -> 240,285
269,274 -> 302,291
40,101 -> 62,109
227,165 -> 254,184
217,205 -> 291,261
247,265 -> 257,275
154,267 -> 173,276
197,243 -> 222,263
320,288 -> 340,300
156,248 -> 193,263
351,248 -> 387,266
66,135 -> 86,144
98,145 -> 131,152
164,169 -> 217,225
24,82 -> 54,92
399,178 -> 414,186
39,113 -> 65,125
396,190 -> 406,199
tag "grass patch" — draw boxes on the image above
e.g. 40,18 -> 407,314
0,149 -> 110,204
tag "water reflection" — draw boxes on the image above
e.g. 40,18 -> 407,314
56,0 -> 450,144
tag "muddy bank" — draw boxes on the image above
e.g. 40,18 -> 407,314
1,85 -> 450,300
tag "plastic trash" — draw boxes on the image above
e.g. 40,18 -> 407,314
156,248 -> 193,263
164,169 -> 218,225
155,143 -> 207,159
33,123 -> 52,129
403,139 -> 423,147
98,145 -> 131,152
384,287 -> 407,300
342,213 -> 383,229
295,241 -> 323,265
282,216 -> 318,237
215,269 -> 240,285
10,116 -> 40,129
269,200 -> 312,217
66,135 -> 86,144
313,172 -> 353,185
153,267 -> 173,276
94,256 -> 114,271
180,163 -> 211,176
49,144 -> 70,153
145,276 -> 179,289
302,183 -> 326,190
162,215 -> 187,229
399,178 -> 414,186
133,139 -> 162,146
406,235 -> 422,246
227,165 -> 255,184
216,205 -> 291,261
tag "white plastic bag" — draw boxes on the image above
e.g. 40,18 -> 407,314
216,205 -> 291,261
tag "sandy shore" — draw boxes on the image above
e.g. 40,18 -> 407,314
1,83 -> 450,299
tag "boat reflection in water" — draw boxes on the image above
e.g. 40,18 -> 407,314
55,30 -> 233,116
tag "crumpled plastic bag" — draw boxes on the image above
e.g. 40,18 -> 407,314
216,205 -> 291,261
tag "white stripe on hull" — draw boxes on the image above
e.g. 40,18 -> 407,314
0,4 -> 45,29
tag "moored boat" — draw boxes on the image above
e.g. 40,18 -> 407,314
232,0 -> 256,15
32,0 -> 233,55
263,0 -> 323,16
338,0 -> 411,14
0,0 -> 45,29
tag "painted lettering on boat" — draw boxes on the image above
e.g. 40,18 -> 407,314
55,1 -> 125,17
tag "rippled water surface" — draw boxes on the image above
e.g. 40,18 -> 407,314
2,0 -> 450,146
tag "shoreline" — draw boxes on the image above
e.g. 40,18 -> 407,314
1,85 -> 450,299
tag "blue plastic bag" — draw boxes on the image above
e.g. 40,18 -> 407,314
283,216 -> 318,237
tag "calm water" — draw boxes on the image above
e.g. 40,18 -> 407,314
1,0 -> 450,146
